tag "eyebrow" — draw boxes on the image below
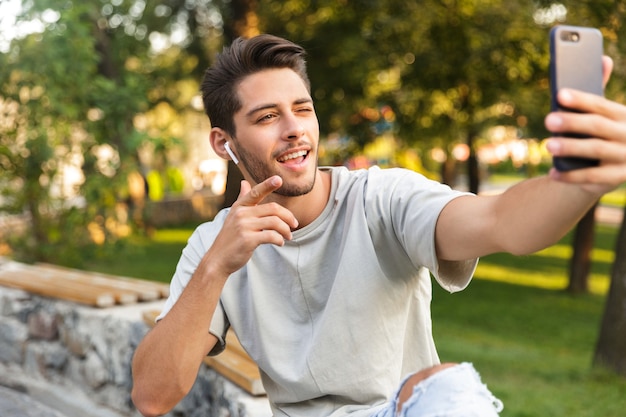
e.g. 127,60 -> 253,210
245,98 -> 313,118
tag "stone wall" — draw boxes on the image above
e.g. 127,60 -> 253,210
0,286 -> 270,417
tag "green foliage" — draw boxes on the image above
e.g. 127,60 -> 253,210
0,0 -> 218,264
259,1 -> 626,191
1,0 -> 625,266
0,1 -> 98,262
259,0 -> 552,150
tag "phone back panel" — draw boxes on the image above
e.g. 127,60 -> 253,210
549,25 -> 604,171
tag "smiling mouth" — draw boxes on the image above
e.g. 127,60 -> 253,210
277,150 -> 309,164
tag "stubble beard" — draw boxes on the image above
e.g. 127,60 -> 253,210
235,144 -> 317,197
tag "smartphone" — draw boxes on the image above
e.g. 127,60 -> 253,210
549,25 -> 604,171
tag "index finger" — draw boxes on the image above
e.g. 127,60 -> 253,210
236,175 -> 283,207
552,88 -> 626,124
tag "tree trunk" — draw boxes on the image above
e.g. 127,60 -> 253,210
223,0 -> 259,42
219,0 -> 258,210
440,154 -> 456,188
466,132 -> 480,194
593,206 -> 626,376
567,204 -> 597,294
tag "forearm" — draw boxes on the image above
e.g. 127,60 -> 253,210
437,176 -> 600,260
491,176 -> 599,255
131,257 -> 227,417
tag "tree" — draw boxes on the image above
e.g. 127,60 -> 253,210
260,0 -> 550,190
594,213 -> 626,377
553,0 -> 626,296
216,0 -> 259,209
585,0 -> 626,376
566,204 -> 597,294
0,2 -> 108,263
0,0 -> 224,264
524,0 -> 626,374
521,0 -> 626,376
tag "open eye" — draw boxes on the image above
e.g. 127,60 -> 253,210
256,113 -> 277,123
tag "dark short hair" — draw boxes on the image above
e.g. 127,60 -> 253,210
201,34 -> 310,136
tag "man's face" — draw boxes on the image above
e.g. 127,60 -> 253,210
230,68 -> 320,197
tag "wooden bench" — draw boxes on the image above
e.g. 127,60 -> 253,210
142,310 -> 265,396
0,260 -> 169,307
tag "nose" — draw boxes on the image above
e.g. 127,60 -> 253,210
282,113 -> 305,141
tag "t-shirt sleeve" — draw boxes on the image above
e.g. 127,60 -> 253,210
155,213 -> 230,354
365,167 -> 477,292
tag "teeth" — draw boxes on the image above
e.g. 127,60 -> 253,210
278,150 -> 307,162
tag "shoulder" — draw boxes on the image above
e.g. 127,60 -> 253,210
322,165 -> 468,211
343,166 -> 452,198
324,165 -> 426,192
185,209 -> 229,251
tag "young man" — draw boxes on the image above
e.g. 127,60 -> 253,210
131,34 -> 626,416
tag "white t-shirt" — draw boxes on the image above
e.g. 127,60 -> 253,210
158,166 -> 478,417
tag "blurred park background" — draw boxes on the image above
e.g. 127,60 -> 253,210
1,0 -> 626,415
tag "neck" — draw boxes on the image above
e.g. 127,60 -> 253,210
266,168 -> 331,229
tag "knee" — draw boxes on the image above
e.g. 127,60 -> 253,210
394,362 -> 503,417
396,362 -> 458,414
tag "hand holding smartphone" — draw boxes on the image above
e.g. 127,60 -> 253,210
549,25 -> 604,171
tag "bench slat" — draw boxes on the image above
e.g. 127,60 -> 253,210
37,263 -> 169,299
204,349 -> 265,396
0,264 -> 139,306
0,261 -> 170,307
0,269 -> 116,307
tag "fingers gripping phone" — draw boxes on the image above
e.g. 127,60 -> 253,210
549,25 -> 604,171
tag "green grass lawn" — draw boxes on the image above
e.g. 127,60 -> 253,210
84,226 -> 194,282
433,223 -> 626,416
433,278 -> 626,417
84,221 -> 626,416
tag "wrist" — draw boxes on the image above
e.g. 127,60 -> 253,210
195,251 -> 231,286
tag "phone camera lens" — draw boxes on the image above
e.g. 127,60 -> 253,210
560,31 -> 580,43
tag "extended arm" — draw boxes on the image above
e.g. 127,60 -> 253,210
131,176 -> 297,417
437,56 -> 626,261
436,177 -> 598,260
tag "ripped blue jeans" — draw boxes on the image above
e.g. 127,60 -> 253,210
371,363 -> 504,417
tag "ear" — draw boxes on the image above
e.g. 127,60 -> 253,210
210,127 -> 232,161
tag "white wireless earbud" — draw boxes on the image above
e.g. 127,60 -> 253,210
224,142 -> 239,165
